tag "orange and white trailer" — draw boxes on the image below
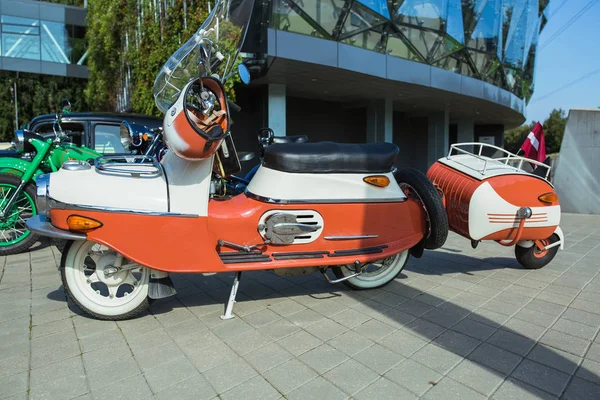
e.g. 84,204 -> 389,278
426,143 -> 564,269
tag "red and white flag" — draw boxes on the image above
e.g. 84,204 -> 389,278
520,122 -> 547,163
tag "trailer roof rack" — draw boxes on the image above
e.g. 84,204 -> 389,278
445,142 -> 552,181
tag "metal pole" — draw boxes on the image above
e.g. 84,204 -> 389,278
14,72 -> 18,130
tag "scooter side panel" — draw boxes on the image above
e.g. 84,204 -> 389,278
246,167 -> 406,202
49,168 -> 169,212
50,210 -> 222,273
207,195 -> 426,270
49,196 -> 425,273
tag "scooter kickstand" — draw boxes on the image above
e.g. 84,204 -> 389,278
220,271 -> 242,320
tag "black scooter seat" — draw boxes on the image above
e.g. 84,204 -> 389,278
263,141 -> 398,174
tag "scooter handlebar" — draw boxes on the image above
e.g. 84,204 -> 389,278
227,100 -> 241,113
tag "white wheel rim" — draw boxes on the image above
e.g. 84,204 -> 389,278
338,250 -> 409,287
65,240 -> 149,317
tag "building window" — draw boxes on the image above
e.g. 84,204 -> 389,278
0,14 -> 87,65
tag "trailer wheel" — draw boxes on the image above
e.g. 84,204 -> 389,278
515,234 -> 560,270
394,168 -> 448,250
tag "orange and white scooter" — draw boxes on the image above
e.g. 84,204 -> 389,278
26,0 -> 447,321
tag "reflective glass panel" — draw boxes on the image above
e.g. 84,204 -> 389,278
462,0 -> 490,43
446,0 -> 464,44
503,0 -> 527,68
69,24 -> 88,65
41,21 -> 71,63
522,0 -> 539,65
342,28 -> 386,52
271,0 -> 326,38
467,49 -> 499,76
433,51 -> 478,76
396,25 -> 440,61
386,34 -> 426,62
466,0 -> 502,54
340,2 -> 388,39
395,0 -> 448,31
357,0 -> 390,18
1,16 -> 40,60
293,0 -> 347,36
431,35 -> 462,62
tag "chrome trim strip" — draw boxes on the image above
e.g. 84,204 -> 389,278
26,215 -> 86,240
35,174 -> 50,217
245,190 -> 406,204
324,235 -> 379,240
46,197 -> 198,218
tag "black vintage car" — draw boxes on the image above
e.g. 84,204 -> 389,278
23,112 -> 163,155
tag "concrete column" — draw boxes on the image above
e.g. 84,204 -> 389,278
366,99 -> 393,143
268,84 -> 286,136
427,110 -> 449,167
457,119 -> 474,143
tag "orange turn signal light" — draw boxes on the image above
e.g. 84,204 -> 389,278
142,133 -> 149,140
538,192 -> 558,204
363,175 -> 390,187
67,215 -> 103,232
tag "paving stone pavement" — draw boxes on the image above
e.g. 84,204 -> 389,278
1,213 -> 600,400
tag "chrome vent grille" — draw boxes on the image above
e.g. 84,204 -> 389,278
258,210 -> 324,244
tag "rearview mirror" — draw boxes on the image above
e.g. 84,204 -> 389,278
238,64 -> 250,85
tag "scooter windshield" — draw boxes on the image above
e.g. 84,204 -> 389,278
153,0 -> 255,113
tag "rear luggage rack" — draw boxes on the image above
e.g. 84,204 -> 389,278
448,143 -> 552,180
95,155 -> 162,177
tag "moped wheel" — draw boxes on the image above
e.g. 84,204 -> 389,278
332,250 -> 409,290
0,173 -> 39,256
61,240 -> 150,320
515,234 -> 560,270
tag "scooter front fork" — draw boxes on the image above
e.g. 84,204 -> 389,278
0,180 -> 27,219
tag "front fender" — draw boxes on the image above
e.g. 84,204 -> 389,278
0,158 -> 42,179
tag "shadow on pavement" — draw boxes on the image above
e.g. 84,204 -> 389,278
51,247 -> 598,398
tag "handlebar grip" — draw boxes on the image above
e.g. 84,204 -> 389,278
66,131 -> 83,137
227,100 -> 241,113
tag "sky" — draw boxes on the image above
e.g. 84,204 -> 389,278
525,0 -> 600,124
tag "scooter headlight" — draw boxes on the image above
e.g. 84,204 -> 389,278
35,174 -> 50,217
120,124 -> 133,150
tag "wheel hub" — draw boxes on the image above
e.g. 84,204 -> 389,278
94,254 -> 128,286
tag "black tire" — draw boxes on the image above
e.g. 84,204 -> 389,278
51,238 -> 68,253
394,168 -> 448,250
515,234 -> 560,270
60,240 -> 150,321
0,173 -> 39,255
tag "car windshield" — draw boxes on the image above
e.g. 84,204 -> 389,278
153,0 -> 255,113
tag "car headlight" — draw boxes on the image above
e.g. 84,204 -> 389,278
13,130 -> 24,152
35,174 -> 50,217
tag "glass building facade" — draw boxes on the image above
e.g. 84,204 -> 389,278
271,0 -> 550,102
0,14 -> 87,65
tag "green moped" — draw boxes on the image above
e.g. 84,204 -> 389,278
0,109 -> 102,255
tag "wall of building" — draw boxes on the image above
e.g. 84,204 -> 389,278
286,97 -> 367,143
553,109 -> 600,214
393,112 -> 429,172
